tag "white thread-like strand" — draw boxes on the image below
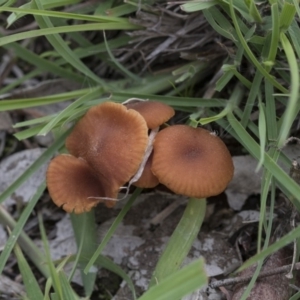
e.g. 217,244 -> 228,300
122,98 -> 149,105
127,127 -> 159,187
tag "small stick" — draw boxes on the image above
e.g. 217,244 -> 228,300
280,137 -> 300,149
289,284 -> 300,292
150,197 -> 187,226
209,262 -> 300,289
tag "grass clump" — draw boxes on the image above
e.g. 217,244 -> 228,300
0,0 -> 300,299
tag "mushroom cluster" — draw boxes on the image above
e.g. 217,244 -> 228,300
47,101 -> 234,214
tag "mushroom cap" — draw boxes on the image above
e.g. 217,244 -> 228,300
125,101 -> 175,129
151,125 -> 234,198
65,102 -> 148,191
133,152 -> 159,188
47,154 -> 117,214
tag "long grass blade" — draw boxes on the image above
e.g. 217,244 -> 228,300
14,242 -> 44,300
139,258 -> 207,300
84,188 -> 142,274
0,182 -> 48,277
149,198 -> 206,287
277,32 -> 299,147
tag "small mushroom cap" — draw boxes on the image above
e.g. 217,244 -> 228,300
47,154 -> 117,214
65,102 -> 148,191
133,152 -> 159,188
125,101 -> 175,129
151,125 -> 234,198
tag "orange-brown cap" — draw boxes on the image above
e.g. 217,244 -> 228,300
151,125 -> 234,198
65,102 -> 148,194
46,154 -> 117,213
125,101 -> 175,129
133,152 -> 159,188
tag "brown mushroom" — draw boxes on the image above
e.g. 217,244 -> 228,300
151,125 -> 234,198
47,154 -> 116,213
125,100 -> 175,129
65,102 -> 149,199
47,102 -> 149,212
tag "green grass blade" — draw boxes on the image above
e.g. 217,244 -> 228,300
256,97 -> 266,171
0,23 -> 140,47
70,211 -> 97,297
14,115 -> 54,129
14,124 -> 48,141
227,112 -> 300,207
84,188 -> 142,274
14,242 -> 44,300
111,92 -> 226,107
290,290 -> 300,300
288,19 -> 300,59
203,7 -> 237,41
181,0 -> 218,12
94,0 -> 114,15
6,0 -> 83,26
0,182 -> 49,277
0,129 -> 70,204
238,224 -> 300,272
103,32 -> 140,82
0,33 -> 84,83
55,35 -> 131,62
0,70 -> 41,95
215,70 -> 235,92
32,0 -> 106,86
239,260 -> 264,300
121,74 -> 178,95
279,2 -> 296,32
62,253 -> 137,300
277,32 -> 299,147
106,4 -> 137,17
93,255 -> 136,299
228,0 -> 288,93
199,84 -> 243,125
51,17 -> 93,48
59,272 -> 80,300
244,0 -> 262,23
139,258 -> 208,300
149,198 -> 206,287
38,214 -> 63,299
221,65 -> 252,89
37,87 -> 104,136
257,148 -> 280,252
0,6 -> 127,22
264,81 -> 277,140
240,71 -> 263,127
0,88 -> 94,111
0,97 -> 70,111
265,2 -> 279,72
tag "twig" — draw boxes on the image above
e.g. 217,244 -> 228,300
150,197 -> 187,226
209,262 -> 300,289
